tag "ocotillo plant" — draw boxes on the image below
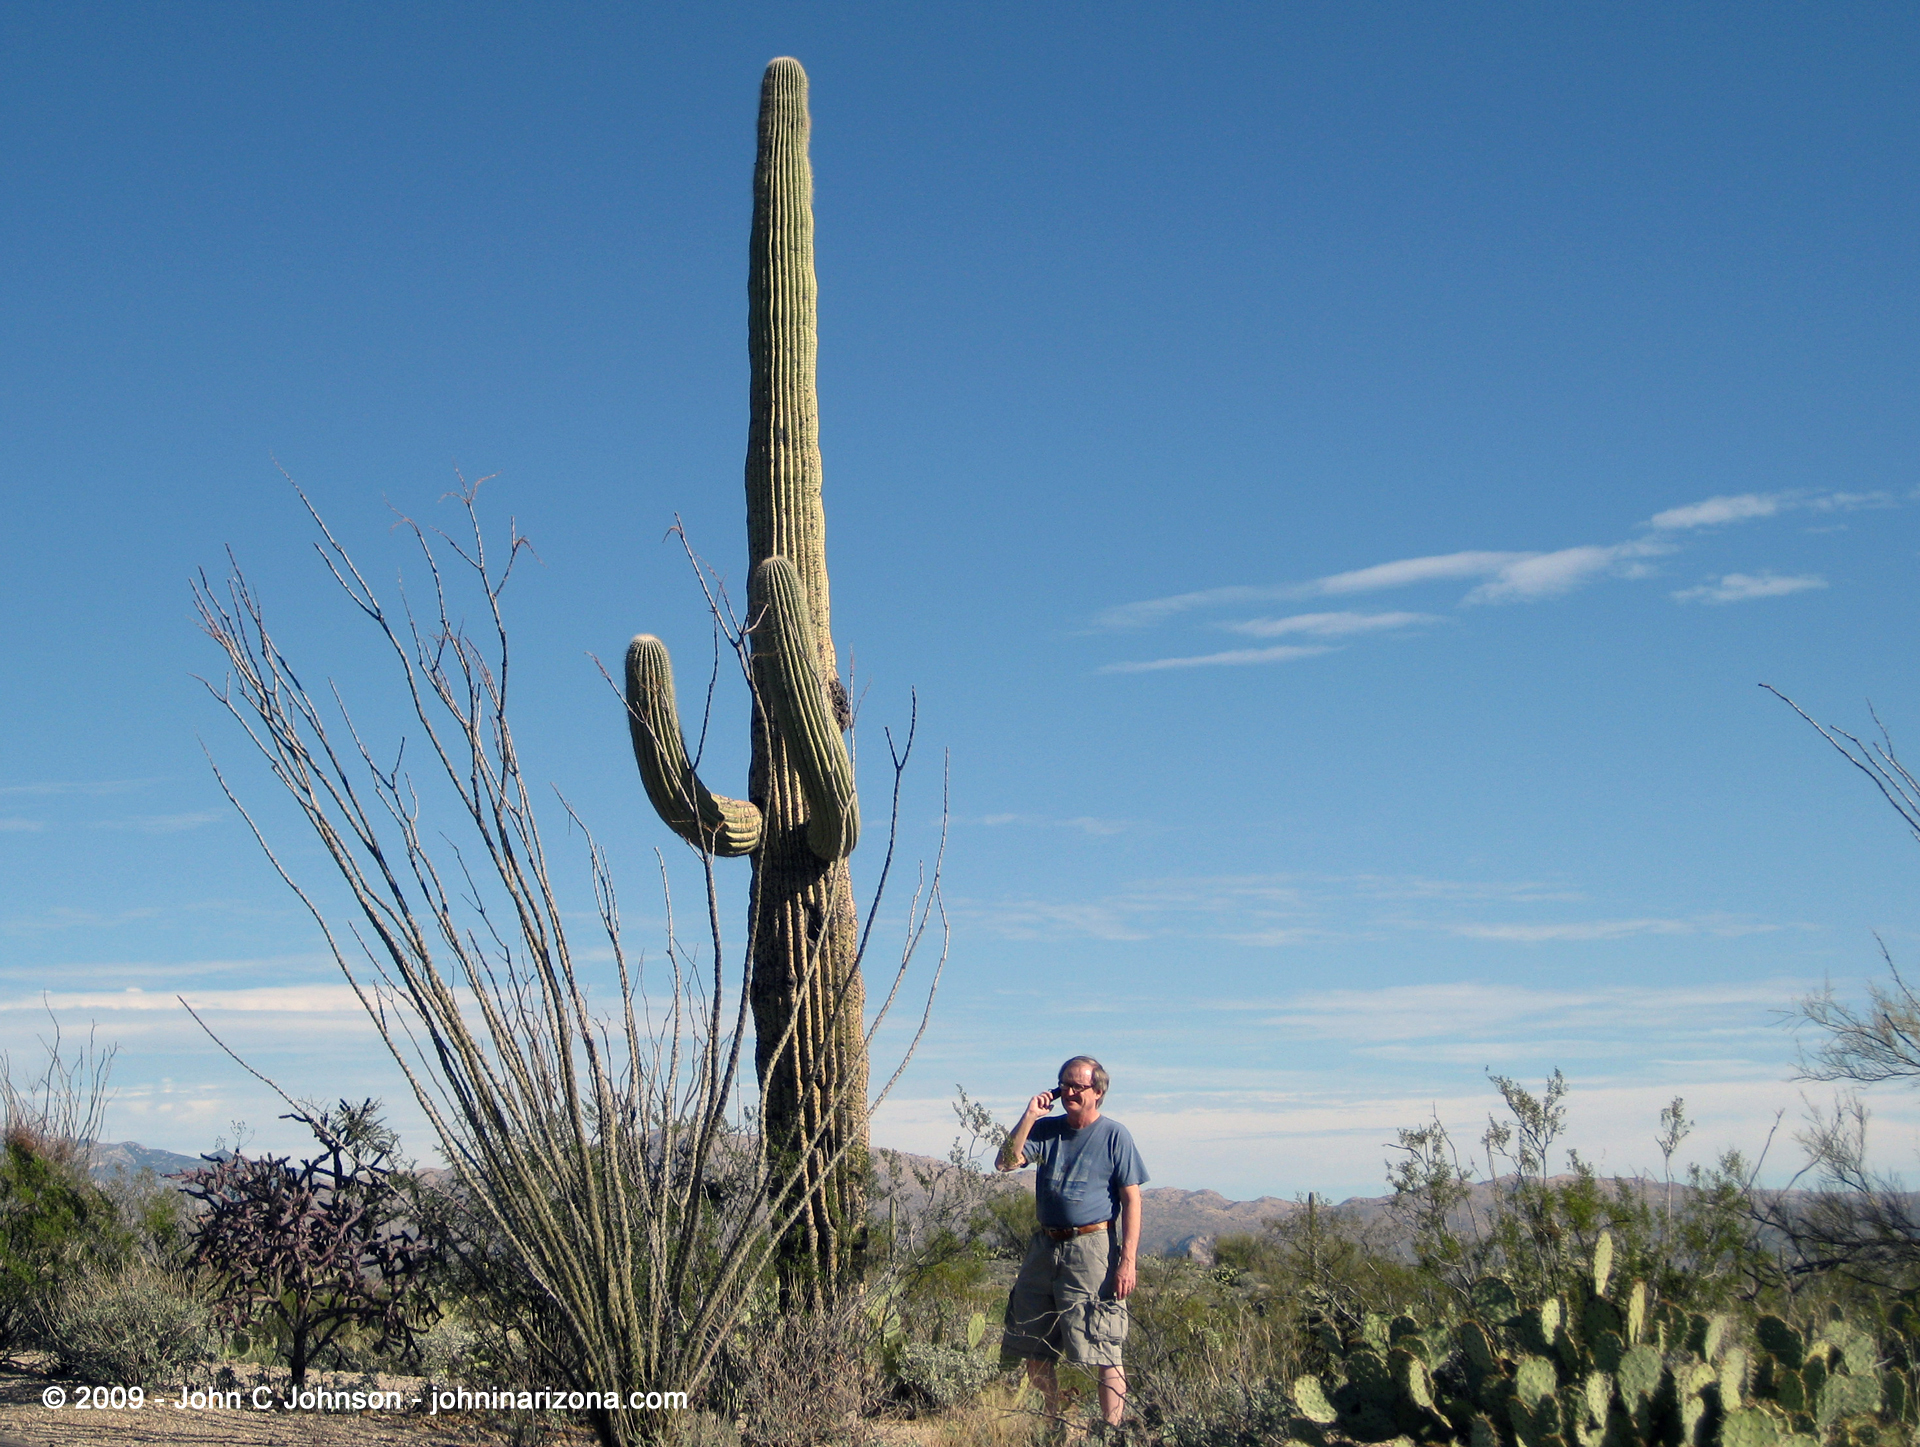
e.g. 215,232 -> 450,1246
624,56 -> 868,1304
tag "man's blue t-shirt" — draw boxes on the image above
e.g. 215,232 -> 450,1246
1022,1115 -> 1149,1229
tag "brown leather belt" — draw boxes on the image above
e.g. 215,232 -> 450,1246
1043,1220 -> 1113,1243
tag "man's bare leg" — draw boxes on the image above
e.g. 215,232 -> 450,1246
1026,1358 -> 1060,1418
1098,1365 -> 1126,1427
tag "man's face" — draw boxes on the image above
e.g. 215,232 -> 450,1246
1057,1065 -> 1102,1127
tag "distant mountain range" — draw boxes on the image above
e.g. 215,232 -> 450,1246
88,1138 -> 1812,1267
87,1135 -> 1335,1254
83,1139 -> 206,1179
873,1150 -> 1748,1260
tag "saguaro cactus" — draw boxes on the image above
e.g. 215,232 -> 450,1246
623,56 -> 867,1303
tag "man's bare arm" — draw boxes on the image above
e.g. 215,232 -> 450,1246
997,1090 -> 1055,1171
1112,1183 -> 1142,1298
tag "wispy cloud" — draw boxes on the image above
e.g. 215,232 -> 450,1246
974,813 -> 1132,837
3,906 -> 163,936
957,899 -> 1159,942
1220,610 -> 1444,639
1444,915 -> 1785,942
0,953 -> 329,986
1100,541 -> 1661,639
1648,490 -> 1892,531
1672,573 -> 1827,604
1095,585 -> 1303,630
0,779 -> 158,798
1093,486 -> 1878,659
1648,494 -> 1788,529
956,874 -> 1313,943
1091,554 -> 1529,628
0,819 -> 44,833
1464,540 -> 1673,604
1308,551 -> 1532,597
0,984 -> 366,1015
1098,644 -> 1335,674
959,872 -> 1623,946
1252,978 -> 1800,1044
1342,875 -> 1585,904
91,812 -> 222,834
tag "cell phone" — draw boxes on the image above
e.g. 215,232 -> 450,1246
1040,1087 -> 1058,1107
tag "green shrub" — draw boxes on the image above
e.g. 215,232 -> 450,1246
99,1166 -> 193,1269
970,1190 -> 1039,1259
0,1129 -> 128,1350
893,1340 -> 999,1411
1140,1378 -> 1297,1447
50,1260 -> 214,1385
414,1311 -> 483,1383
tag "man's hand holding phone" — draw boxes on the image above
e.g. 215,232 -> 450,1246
1000,1086 -> 1058,1171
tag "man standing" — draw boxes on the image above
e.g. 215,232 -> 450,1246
997,1055 -> 1148,1430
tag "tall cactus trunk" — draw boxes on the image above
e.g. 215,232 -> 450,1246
744,56 -> 868,1306
623,56 -> 867,1309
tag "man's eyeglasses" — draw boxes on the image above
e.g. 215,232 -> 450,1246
1056,1082 -> 1094,1096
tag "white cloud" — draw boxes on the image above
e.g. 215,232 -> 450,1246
957,872 -> 1613,947
0,984 -> 368,1015
0,819 -> 44,833
1464,540 -> 1673,604
3,906 -> 163,935
1099,644 -> 1334,674
1672,573 -> 1827,604
1649,490 -> 1893,531
974,814 -> 1131,837
0,779 -> 158,798
1309,551 -> 1531,596
92,812 -> 223,834
955,899 -> 1156,942
1095,485 -> 1888,638
955,874 -> 1316,943
1445,916 -> 1782,942
1252,979 -> 1799,1045
870,977 -> 1875,1196
1094,554 -> 1529,630
1094,585 -> 1301,630
1221,610 -> 1443,638
1344,875 -> 1585,903
1649,493 -> 1787,530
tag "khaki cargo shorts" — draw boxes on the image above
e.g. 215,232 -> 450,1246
1000,1228 -> 1128,1369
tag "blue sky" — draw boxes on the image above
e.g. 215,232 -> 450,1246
4,3 -> 1920,1199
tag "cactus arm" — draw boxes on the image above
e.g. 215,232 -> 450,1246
751,556 -> 858,860
624,635 -> 763,856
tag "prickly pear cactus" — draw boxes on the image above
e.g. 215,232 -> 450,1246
1283,1235 -> 1913,1447
623,56 -> 867,1303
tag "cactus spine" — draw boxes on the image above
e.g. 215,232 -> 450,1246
624,56 -> 867,1302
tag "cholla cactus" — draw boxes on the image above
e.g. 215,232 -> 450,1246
623,56 -> 867,1302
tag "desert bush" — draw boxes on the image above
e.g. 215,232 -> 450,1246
0,1128 -> 129,1352
49,1258 -> 215,1385
1122,1255 -> 1305,1425
970,1191 -> 1040,1261
0,1013 -> 128,1354
410,1175 -> 574,1390
718,1301 -> 884,1446
98,1165 -> 194,1269
413,1310 -> 483,1383
1135,1377 -> 1297,1447
894,1340 -> 1001,1412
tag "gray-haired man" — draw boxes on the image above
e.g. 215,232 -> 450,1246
996,1055 -> 1148,1429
